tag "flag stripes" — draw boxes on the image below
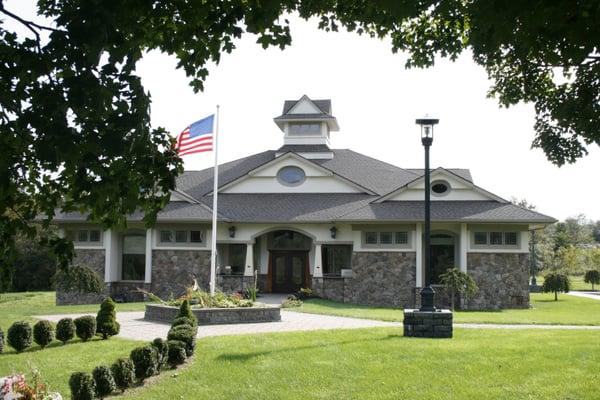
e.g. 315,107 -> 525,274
176,114 -> 214,156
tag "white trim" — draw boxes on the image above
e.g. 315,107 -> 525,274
153,246 -> 210,251
104,229 -> 112,283
313,244 -> 323,278
145,229 -> 152,284
459,223 -> 468,273
244,243 -> 254,277
415,224 -> 423,287
74,245 -> 104,250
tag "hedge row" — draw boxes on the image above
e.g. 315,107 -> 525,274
69,300 -> 198,400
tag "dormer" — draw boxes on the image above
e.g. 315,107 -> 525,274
274,95 -> 339,159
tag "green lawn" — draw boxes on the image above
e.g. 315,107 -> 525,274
0,291 -> 146,331
120,328 -> 600,400
292,293 -> 600,326
536,275 -> 597,291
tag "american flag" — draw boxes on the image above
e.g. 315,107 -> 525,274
176,114 -> 214,156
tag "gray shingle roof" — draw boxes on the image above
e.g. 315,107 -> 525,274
406,168 -> 473,182
277,145 -> 331,153
336,201 -> 556,223
282,99 -> 331,115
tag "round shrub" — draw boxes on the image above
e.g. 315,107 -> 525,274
174,300 -> 197,327
111,358 -> 135,392
74,315 -> 96,341
167,325 -> 196,356
96,297 -> 120,339
171,316 -> 195,329
69,371 -> 96,400
33,320 -> 54,348
56,318 -> 75,344
7,321 -> 32,353
0,327 -> 4,354
151,338 -> 169,370
92,365 -> 116,399
167,340 -> 187,367
130,345 -> 158,381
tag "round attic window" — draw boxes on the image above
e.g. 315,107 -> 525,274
277,166 -> 306,186
431,180 -> 450,196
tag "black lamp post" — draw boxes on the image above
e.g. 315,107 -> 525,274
416,116 -> 439,312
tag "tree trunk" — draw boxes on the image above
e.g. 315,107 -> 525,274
450,290 -> 455,311
554,291 -> 558,301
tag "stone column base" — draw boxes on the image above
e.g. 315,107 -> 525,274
403,309 -> 453,338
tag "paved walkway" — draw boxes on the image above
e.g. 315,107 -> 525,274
567,291 -> 600,301
37,309 -> 600,342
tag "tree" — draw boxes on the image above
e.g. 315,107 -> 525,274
583,270 -> 600,291
541,272 -> 570,301
439,267 -> 478,310
1,1 -> 599,279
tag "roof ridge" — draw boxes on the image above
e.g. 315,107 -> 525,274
339,149 -> 420,176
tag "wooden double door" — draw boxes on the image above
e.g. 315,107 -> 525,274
270,251 -> 309,293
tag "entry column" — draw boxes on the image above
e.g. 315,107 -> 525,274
244,242 -> 254,277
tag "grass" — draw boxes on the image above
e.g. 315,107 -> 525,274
0,291 -> 143,396
536,275 -> 597,291
0,291 -> 146,331
291,293 -> 600,326
120,328 -> 600,400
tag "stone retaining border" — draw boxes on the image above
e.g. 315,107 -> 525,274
144,303 -> 281,325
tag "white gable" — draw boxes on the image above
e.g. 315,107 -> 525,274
288,97 -> 322,114
379,169 -> 506,202
220,153 -> 369,194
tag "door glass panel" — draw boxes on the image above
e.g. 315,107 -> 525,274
274,256 -> 285,284
122,234 -> 146,281
292,256 -> 303,285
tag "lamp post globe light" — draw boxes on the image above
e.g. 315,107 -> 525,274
416,116 -> 439,312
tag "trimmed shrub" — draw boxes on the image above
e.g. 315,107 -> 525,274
171,316 -> 196,329
167,340 -> 187,367
111,358 -> 135,392
74,315 -> 96,341
584,270 -> 600,291
55,265 -> 104,294
56,318 -> 75,344
92,365 -> 116,399
130,345 -> 158,381
69,372 -> 96,400
33,320 -> 54,348
7,321 -> 32,353
542,272 -> 570,300
151,338 -> 169,370
96,297 -> 120,339
0,327 -> 4,354
174,300 -> 197,327
167,325 -> 196,356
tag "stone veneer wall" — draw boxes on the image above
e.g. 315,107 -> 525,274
56,249 -> 107,305
151,249 -> 211,299
217,275 -> 255,294
467,253 -> 530,310
313,252 -> 416,308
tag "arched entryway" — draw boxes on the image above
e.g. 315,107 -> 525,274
266,230 -> 312,293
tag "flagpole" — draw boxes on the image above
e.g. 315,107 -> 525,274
209,105 -> 220,295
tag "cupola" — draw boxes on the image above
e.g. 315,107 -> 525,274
274,95 -> 339,159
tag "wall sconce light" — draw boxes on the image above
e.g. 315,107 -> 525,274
330,226 -> 337,239
228,226 -> 236,238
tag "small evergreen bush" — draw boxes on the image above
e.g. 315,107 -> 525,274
55,265 -> 104,294
0,327 -> 4,354
56,318 -> 76,344
7,321 -> 32,353
151,338 -> 169,370
130,345 -> 158,381
584,270 -> 600,291
92,365 -> 116,399
167,340 -> 187,367
174,300 -> 197,327
171,316 -> 195,329
69,371 -> 96,400
111,358 -> 135,392
74,315 -> 96,341
96,297 -> 120,339
542,272 -> 570,300
33,320 -> 54,349
167,325 -> 196,356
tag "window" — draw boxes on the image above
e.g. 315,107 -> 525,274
175,230 -> 188,243
473,231 -> 519,247
66,229 -> 102,244
277,166 -> 306,186
365,232 -> 378,245
474,232 -> 488,245
490,232 -> 503,245
322,245 -> 352,276
122,234 -> 146,281
160,230 -> 172,243
190,230 -> 203,243
363,231 -> 410,247
395,232 -> 408,245
504,232 -> 518,246
431,180 -> 450,196
78,230 -> 88,242
89,230 -> 101,242
288,122 -> 322,136
228,244 -> 246,274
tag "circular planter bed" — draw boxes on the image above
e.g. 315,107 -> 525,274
144,303 -> 281,325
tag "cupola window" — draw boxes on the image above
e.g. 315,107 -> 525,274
288,122 -> 322,136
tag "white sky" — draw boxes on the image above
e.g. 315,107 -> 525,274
6,2 -> 600,221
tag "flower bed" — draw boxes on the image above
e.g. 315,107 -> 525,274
144,303 -> 281,325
